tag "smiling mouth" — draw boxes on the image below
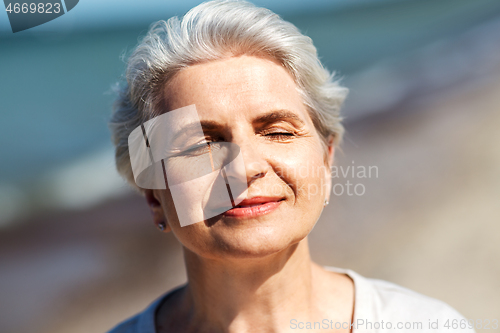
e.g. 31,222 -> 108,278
222,197 -> 285,218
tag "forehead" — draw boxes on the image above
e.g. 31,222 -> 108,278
164,55 -> 310,124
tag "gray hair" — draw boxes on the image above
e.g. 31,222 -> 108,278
109,0 -> 348,193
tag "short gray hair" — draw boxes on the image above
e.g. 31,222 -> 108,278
109,0 -> 348,193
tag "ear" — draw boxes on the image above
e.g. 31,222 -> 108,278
324,135 -> 335,203
145,189 -> 171,233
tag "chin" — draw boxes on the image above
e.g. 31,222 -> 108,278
209,225 -> 308,260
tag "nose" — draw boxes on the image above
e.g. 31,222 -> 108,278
238,142 -> 270,186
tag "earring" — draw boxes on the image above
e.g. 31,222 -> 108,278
158,221 -> 167,231
324,199 -> 329,207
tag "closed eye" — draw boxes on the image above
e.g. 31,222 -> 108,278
174,140 -> 223,157
263,132 -> 296,141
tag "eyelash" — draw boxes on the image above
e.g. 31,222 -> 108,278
262,130 -> 295,141
176,141 -> 225,158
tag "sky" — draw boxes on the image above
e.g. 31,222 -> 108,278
0,0 -> 399,36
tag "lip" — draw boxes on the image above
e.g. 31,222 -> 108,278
222,196 -> 284,218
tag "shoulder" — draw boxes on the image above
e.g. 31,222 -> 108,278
107,315 -> 141,333
369,277 -> 472,329
106,288 -> 180,333
324,266 -> 475,333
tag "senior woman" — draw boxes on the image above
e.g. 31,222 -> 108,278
107,1 -> 473,332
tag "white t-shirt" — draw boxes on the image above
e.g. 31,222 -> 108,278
107,267 -> 475,332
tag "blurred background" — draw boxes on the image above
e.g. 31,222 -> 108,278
1,0 -> 499,332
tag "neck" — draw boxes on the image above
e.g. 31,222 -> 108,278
182,237 -> 317,332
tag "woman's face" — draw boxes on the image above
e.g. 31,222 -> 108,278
151,55 -> 333,259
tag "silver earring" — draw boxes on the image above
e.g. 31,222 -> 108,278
324,199 -> 329,207
158,222 -> 167,231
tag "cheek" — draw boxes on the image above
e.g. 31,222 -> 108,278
271,141 -> 328,201
159,190 -> 213,252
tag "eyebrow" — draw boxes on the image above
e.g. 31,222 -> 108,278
252,109 -> 305,126
198,120 -> 224,131
170,120 -> 222,137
